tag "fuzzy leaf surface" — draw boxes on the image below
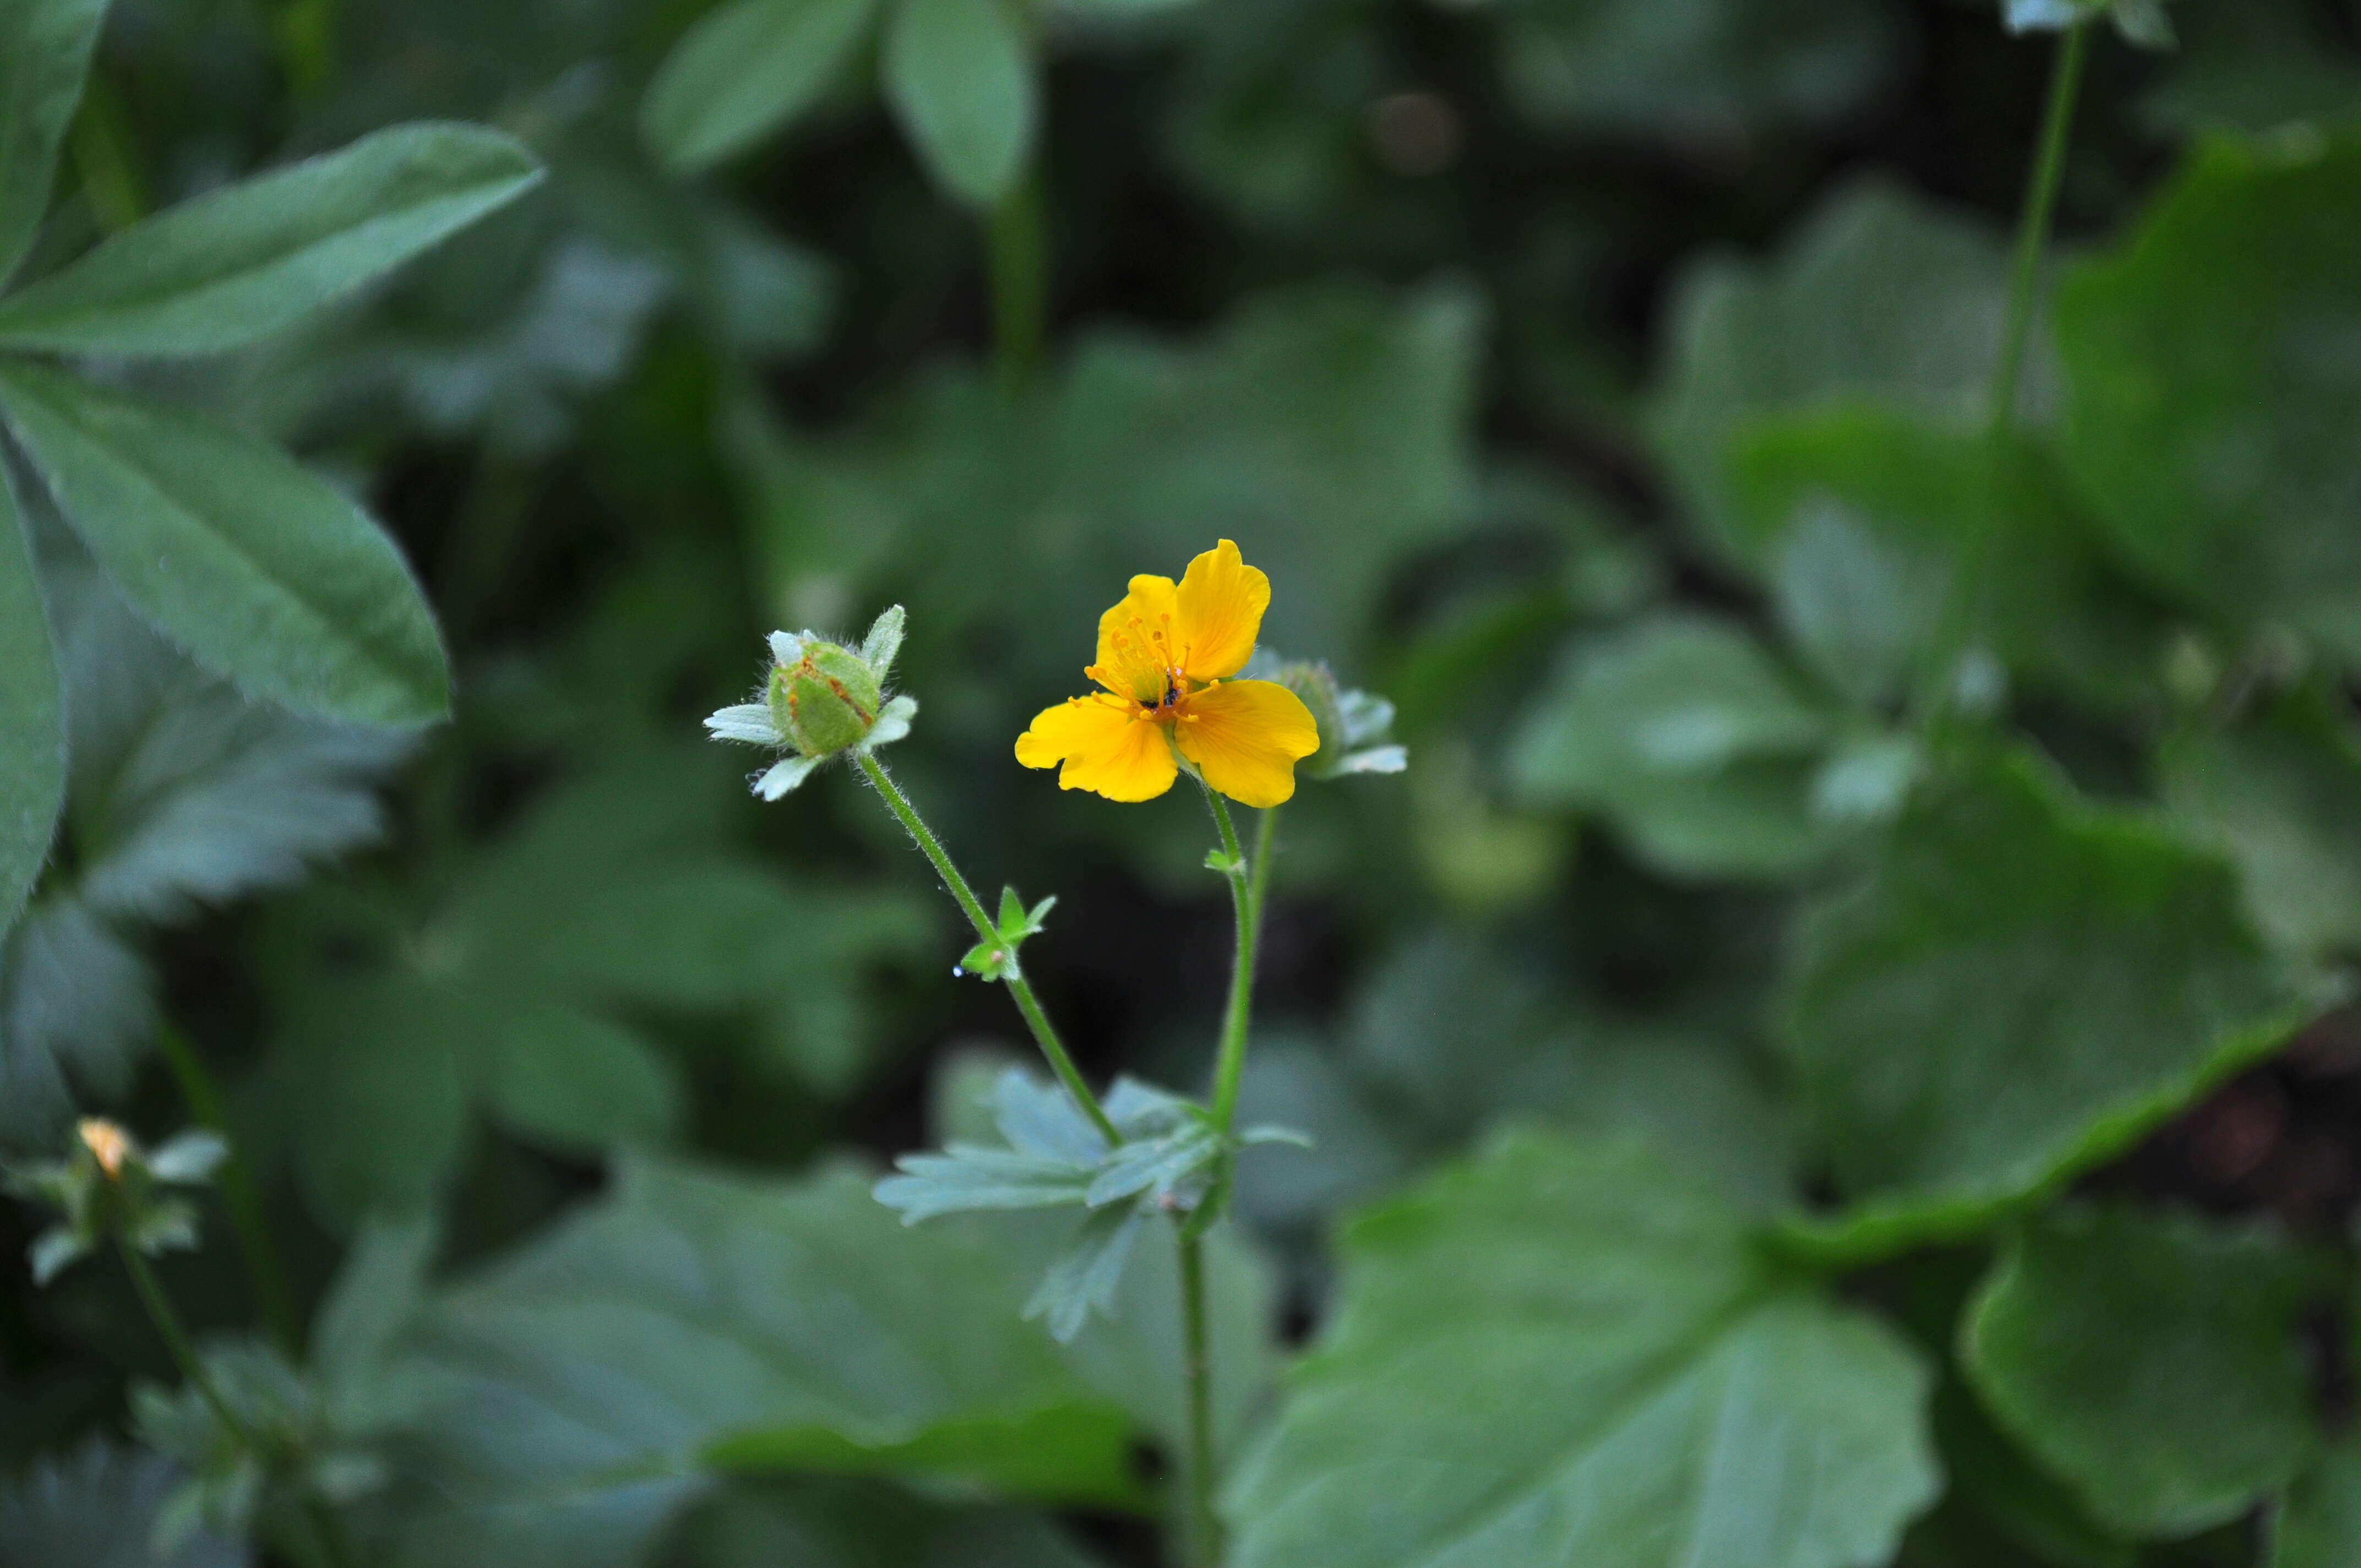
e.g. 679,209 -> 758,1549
1227,1130 -> 1938,1568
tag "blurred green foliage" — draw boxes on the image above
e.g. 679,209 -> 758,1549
1,0 -> 2360,1565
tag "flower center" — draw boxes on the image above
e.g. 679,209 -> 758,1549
1090,611 -> 1195,713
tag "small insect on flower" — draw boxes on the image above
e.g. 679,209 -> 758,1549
705,606 -> 917,798
1015,540 -> 1319,807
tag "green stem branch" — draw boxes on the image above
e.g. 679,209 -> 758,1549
856,754 -> 1118,1145
1177,1229 -> 1218,1568
117,1242 -> 252,1450
156,1023 -> 302,1358
1205,796 -> 1272,1134
1990,21 -> 2088,436
1920,20 -> 2088,734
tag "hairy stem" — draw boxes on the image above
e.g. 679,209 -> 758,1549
1205,795 -> 1271,1134
118,1242 -> 253,1450
1177,1229 -> 1219,1568
155,1023 -> 303,1359
856,754 -> 1118,1145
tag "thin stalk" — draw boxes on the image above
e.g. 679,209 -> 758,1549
855,754 -> 1118,1145
988,173 -> 1046,399
1204,794 -> 1268,1133
155,1023 -> 302,1358
1920,20 -> 2088,732
117,1242 -> 253,1450
1990,22 -> 2088,435
1176,1229 -> 1219,1568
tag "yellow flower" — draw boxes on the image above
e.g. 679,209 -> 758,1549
1016,541 -> 1320,807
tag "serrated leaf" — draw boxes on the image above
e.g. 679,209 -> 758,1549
1655,178 -> 2039,558
1508,613 -> 1840,879
2163,690 -> 2361,960
1024,1202 -> 1149,1343
2057,125 -> 2361,665
0,0 -> 109,285
0,362 -> 450,725
262,750 -> 925,1224
1781,748 -> 2305,1254
1962,1205 -> 2320,1536
0,552 -> 405,1149
642,0 -> 879,173
312,1214 -> 437,1430
0,895 -> 149,1148
1226,1130 -> 1938,1568
883,0 -> 1037,208
0,1439 -> 243,1568
0,122 -> 542,355
384,1158 -> 1146,1568
875,1144 -> 1097,1222
1729,407 -> 2165,709
46,551 -> 411,923
0,460 -> 62,936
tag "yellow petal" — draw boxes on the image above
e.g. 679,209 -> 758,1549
1174,679 -> 1319,808
1015,696 -> 1179,802
1092,574 -> 1180,702
1173,539 -> 1269,682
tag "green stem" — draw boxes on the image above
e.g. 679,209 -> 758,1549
1205,796 -> 1272,1134
1176,1229 -> 1219,1568
117,1242 -> 253,1450
1990,22 -> 2088,437
1919,20 -> 2087,733
855,754 -> 1118,1145
988,172 -> 1046,400
155,1023 -> 302,1359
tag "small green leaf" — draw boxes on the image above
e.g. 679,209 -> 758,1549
0,0 -> 109,285
0,461 -> 61,935
883,0 -> 1037,208
998,884 -> 1026,935
1226,1130 -> 1939,1568
642,0 -> 879,173
0,122 -> 543,356
958,936 -> 1015,979
1781,748 -> 2306,1254
1962,1205 -> 2321,1537
874,1144 -> 1097,1222
0,362 -> 451,725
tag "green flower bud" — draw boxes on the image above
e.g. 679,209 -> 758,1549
1248,651 -> 1407,780
769,640 -> 884,758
